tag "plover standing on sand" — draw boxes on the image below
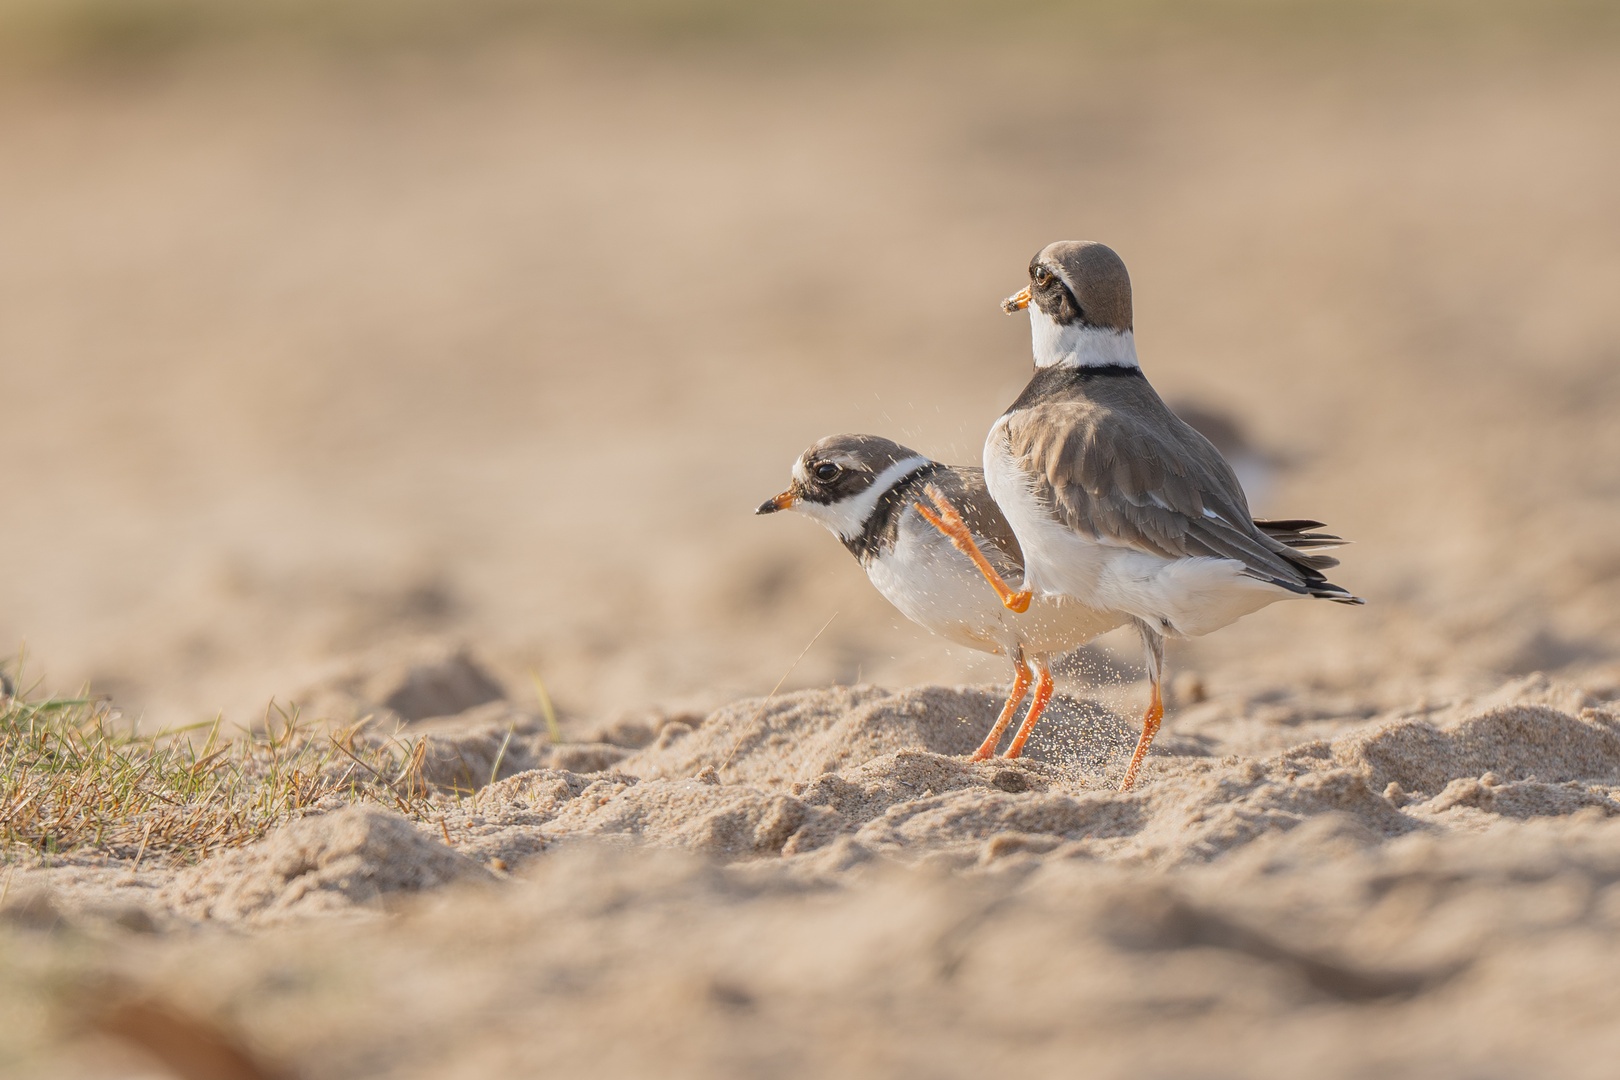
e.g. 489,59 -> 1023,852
758,434 -> 1123,760
923,241 -> 1362,790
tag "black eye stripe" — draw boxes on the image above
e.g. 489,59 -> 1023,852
1060,280 -> 1083,319
1030,274 -> 1085,325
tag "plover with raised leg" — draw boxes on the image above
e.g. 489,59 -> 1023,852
757,434 -> 1123,760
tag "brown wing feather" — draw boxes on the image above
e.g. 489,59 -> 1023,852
1002,378 -> 1328,592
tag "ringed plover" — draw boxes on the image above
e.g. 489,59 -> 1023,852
757,434 -> 1124,760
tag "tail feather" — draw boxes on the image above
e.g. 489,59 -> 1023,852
1256,519 -> 1347,550
1255,517 -> 1365,605
1306,577 -> 1365,604
1272,536 -> 1344,550
1254,517 -> 1327,532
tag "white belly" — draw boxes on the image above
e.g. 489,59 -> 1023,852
984,417 -> 1295,637
866,505 -> 1122,657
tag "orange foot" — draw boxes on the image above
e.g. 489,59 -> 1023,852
913,484 -> 1032,613
1002,662 -> 1054,760
971,657 -> 1031,761
1117,679 -> 1164,791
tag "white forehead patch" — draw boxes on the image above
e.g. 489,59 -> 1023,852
795,448 -> 867,484
1051,261 -> 1080,300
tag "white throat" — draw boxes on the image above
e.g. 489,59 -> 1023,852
794,454 -> 932,541
1030,309 -> 1139,370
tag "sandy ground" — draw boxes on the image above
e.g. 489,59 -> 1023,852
6,672 -> 1620,1078
4,14 -> 1620,1079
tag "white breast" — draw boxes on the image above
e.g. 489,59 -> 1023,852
983,417 -> 1111,600
866,501 -> 1122,656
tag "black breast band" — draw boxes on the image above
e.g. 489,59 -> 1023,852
843,461 -> 944,563
1004,364 -> 1144,413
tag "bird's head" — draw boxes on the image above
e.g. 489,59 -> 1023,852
756,434 -> 932,542
1003,241 -> 1138,370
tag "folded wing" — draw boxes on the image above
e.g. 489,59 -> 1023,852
1000,382 -> 1361,604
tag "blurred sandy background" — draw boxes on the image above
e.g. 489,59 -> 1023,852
2,0 -> 1618,731
7,7 -> 1620,1080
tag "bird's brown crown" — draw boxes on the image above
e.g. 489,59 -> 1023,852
1031,241 -> 1133,333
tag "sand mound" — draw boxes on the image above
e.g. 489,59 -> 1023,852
405,701 -> 552,790
289,645 -> 517,728
1333,674 -> 1620,796
161,806 -> 493,924
548,775 -> 849,860
613,683 -> 1214,785
130,675 -> 1618,923
338,683 -> 1168,799
420,677 -> 1618,870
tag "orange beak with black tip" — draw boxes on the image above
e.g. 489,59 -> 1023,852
756,489 -> 798,515
1001,285 -> 1031,314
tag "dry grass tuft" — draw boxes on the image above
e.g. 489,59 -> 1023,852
0,682 -> 435,868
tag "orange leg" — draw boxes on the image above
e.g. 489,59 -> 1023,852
912,484 -> 1032,614
971,655 -> 1032,761
1117,678 -> 1163,792
1003,660 -> 1054,760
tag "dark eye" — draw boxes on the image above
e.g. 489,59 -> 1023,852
1032,266 -> 1052,286
814,462 -> 840,482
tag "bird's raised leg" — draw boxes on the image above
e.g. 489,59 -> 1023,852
912,484 -> 1032,613
1118,621 -> 1166,791
971,650 -> 1032,761
1002,657 -> 1054,760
